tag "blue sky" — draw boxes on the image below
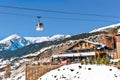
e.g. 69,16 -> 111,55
0,0 -> 120,39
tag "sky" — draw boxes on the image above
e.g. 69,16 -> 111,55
0,0 -> 120,39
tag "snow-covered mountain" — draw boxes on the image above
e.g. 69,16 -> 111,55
0,34 -> 70,51
90,23 -> 120,33
24,34 -> 71,43
0,34 -> 30,51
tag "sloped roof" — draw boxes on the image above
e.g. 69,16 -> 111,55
66,40 -> 105,50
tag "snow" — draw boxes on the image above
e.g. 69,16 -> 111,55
0,34 -> 21,43
110,59 -> 120,63
0,34 -> 70,51
25,34 -> 71,43
90,23 -> 120,33
84,40 -> 105,47
24,36 -> 50,43
117,28 -> 120,34
53,52 -> 95,58
12,72 -> 25,80
6,71 -> 25,80
0,71 -> 5,79
38,64 -> 120,80
0,59 -> 10,68
22,46 -> 52,58
0,34 -> 30,51
49,34 -> 71,41
1,60 -> 120,80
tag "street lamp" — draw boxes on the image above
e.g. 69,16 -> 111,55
36,16 -> 44,31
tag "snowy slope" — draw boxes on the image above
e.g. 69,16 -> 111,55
0,34 -> 70,51
90,23 -> 120,33
2,63 -> 120,80
38,64 -> 120,80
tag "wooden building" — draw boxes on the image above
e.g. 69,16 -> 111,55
51,34 -> 120,64
115,34 -> 120,58
52,40 -> 111,63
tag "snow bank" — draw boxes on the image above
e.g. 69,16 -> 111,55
38,64 -> 120,80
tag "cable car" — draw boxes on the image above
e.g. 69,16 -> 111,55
36,22 -> 44,31
36,16 -> 44,31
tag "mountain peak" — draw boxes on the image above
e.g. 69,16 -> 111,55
0,34 -> 21,43
9,34 -> 20,37
0,34 -> 30,51
7,34 -> 21,39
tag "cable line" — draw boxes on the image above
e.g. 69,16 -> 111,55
0,11 -> 118,23
43,16 -> 118,22
0,11 -> 35,17
0,5 -> 119,18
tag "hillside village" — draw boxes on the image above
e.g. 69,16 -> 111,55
0,23 -> 120,80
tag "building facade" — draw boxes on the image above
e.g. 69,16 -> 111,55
115,35 -> 120,58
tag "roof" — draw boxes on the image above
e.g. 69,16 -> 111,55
66,40 -> 105,50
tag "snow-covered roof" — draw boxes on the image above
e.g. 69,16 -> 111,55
67,40 -> 105,50
52,52 -> 95,58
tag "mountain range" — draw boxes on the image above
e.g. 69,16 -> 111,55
0,34 -> 70,51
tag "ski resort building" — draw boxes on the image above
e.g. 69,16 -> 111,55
52,34 -> 120,63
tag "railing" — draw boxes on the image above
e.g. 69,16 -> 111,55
65,49 -> 116,54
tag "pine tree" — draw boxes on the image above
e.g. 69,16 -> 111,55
104,58 -> 110,65
97,56 -> 101,65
